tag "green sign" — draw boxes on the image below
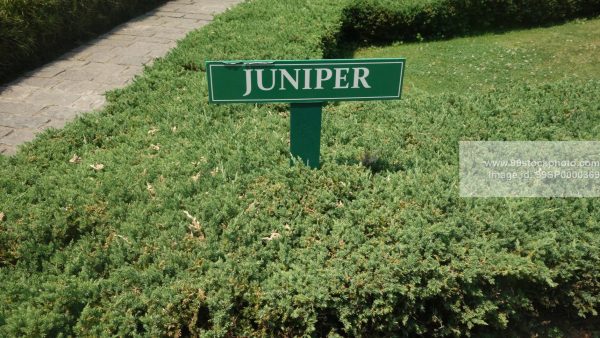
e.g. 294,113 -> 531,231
206,58 -> 406,169
206,58 -> 405,103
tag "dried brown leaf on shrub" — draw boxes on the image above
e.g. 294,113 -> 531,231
183,210 -> 204,239
147,182 -> 156,196
0,212 -> 4,222
116,234 -> 131,244
262,232 -> 281,241
90,163 -> 104,171
148,128 -> 159,135
69,154 -> 81,163
191,172 -> 201,182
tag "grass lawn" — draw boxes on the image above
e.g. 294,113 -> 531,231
354,18 -> 600,95
0,0 -> 599,335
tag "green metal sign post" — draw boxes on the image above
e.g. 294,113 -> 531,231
290,102 -> 322,168
206,58 -> 405,168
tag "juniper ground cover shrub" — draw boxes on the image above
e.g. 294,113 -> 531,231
0,0 -> 599,336
0,0 -> 166,83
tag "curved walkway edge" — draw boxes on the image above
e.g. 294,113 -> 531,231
0,0 -> 243,155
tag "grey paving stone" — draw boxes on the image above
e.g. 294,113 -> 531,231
200,5 -> 233,13
15,76 -> 63,88
26,67 -> 66,79
62,63 -> 128,82
120,65 -> 145,79
60,68 -> 96,82
51,80 -> 114,95
0,85 -> 38,101
41,60 -> 90,73
93,37 -> 135,48
166,41 -> 178,49
0,128 -> 38,146
130,41 -> 165,55
0,114 -> 42,133
94,75 -> 131,88
134,36 -> 176,45
179,1 -> 238,13
87,61 -> 127,84
155,11 -> 186,18
175,18 -> 206,29
100,32 -> 137,41
61,49 -> 94,62
40,119 -> 68,131
153,28 -> 189,40
0,113 -> 50,129
109,54 -> 154,66
109,47 -> 148,59
39,105 -> 82,120
157,3 -> 185,11
70,95 -> 106,111
175,4 -> 215,14
76,44 -> 115,53
0,126 -> 12,137
82,51 -> 116,63
145,45 -> 172,58
113,26 -> 156,37
183,13 -> 213,20
26,89 -> 81,107
152,16 -> 188,27
128,13 -> 155,22
132,16 -> 164,26
0,144 -> 16,155
0,102 -> 44,115
0,0 -> 244,153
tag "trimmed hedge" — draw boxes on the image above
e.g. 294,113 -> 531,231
341,0 -> 600,43
0,0 -> 599,337
0,0 -> 166,83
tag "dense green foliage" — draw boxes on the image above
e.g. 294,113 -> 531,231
0,0 -> 166,83
341,0 -> 600,43
1,0 -> 599,336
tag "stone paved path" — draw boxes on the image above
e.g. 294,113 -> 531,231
0,0 -> 242,155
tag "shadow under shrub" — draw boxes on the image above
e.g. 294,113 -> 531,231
340,0 -> 600,45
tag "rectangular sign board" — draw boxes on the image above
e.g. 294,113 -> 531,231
206,58 -> 405,103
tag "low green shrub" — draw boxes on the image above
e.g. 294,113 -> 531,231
2,75 -> 599,336
341,0 -> 600,43
0,0 -> 166,83
0,0 -> 599,336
